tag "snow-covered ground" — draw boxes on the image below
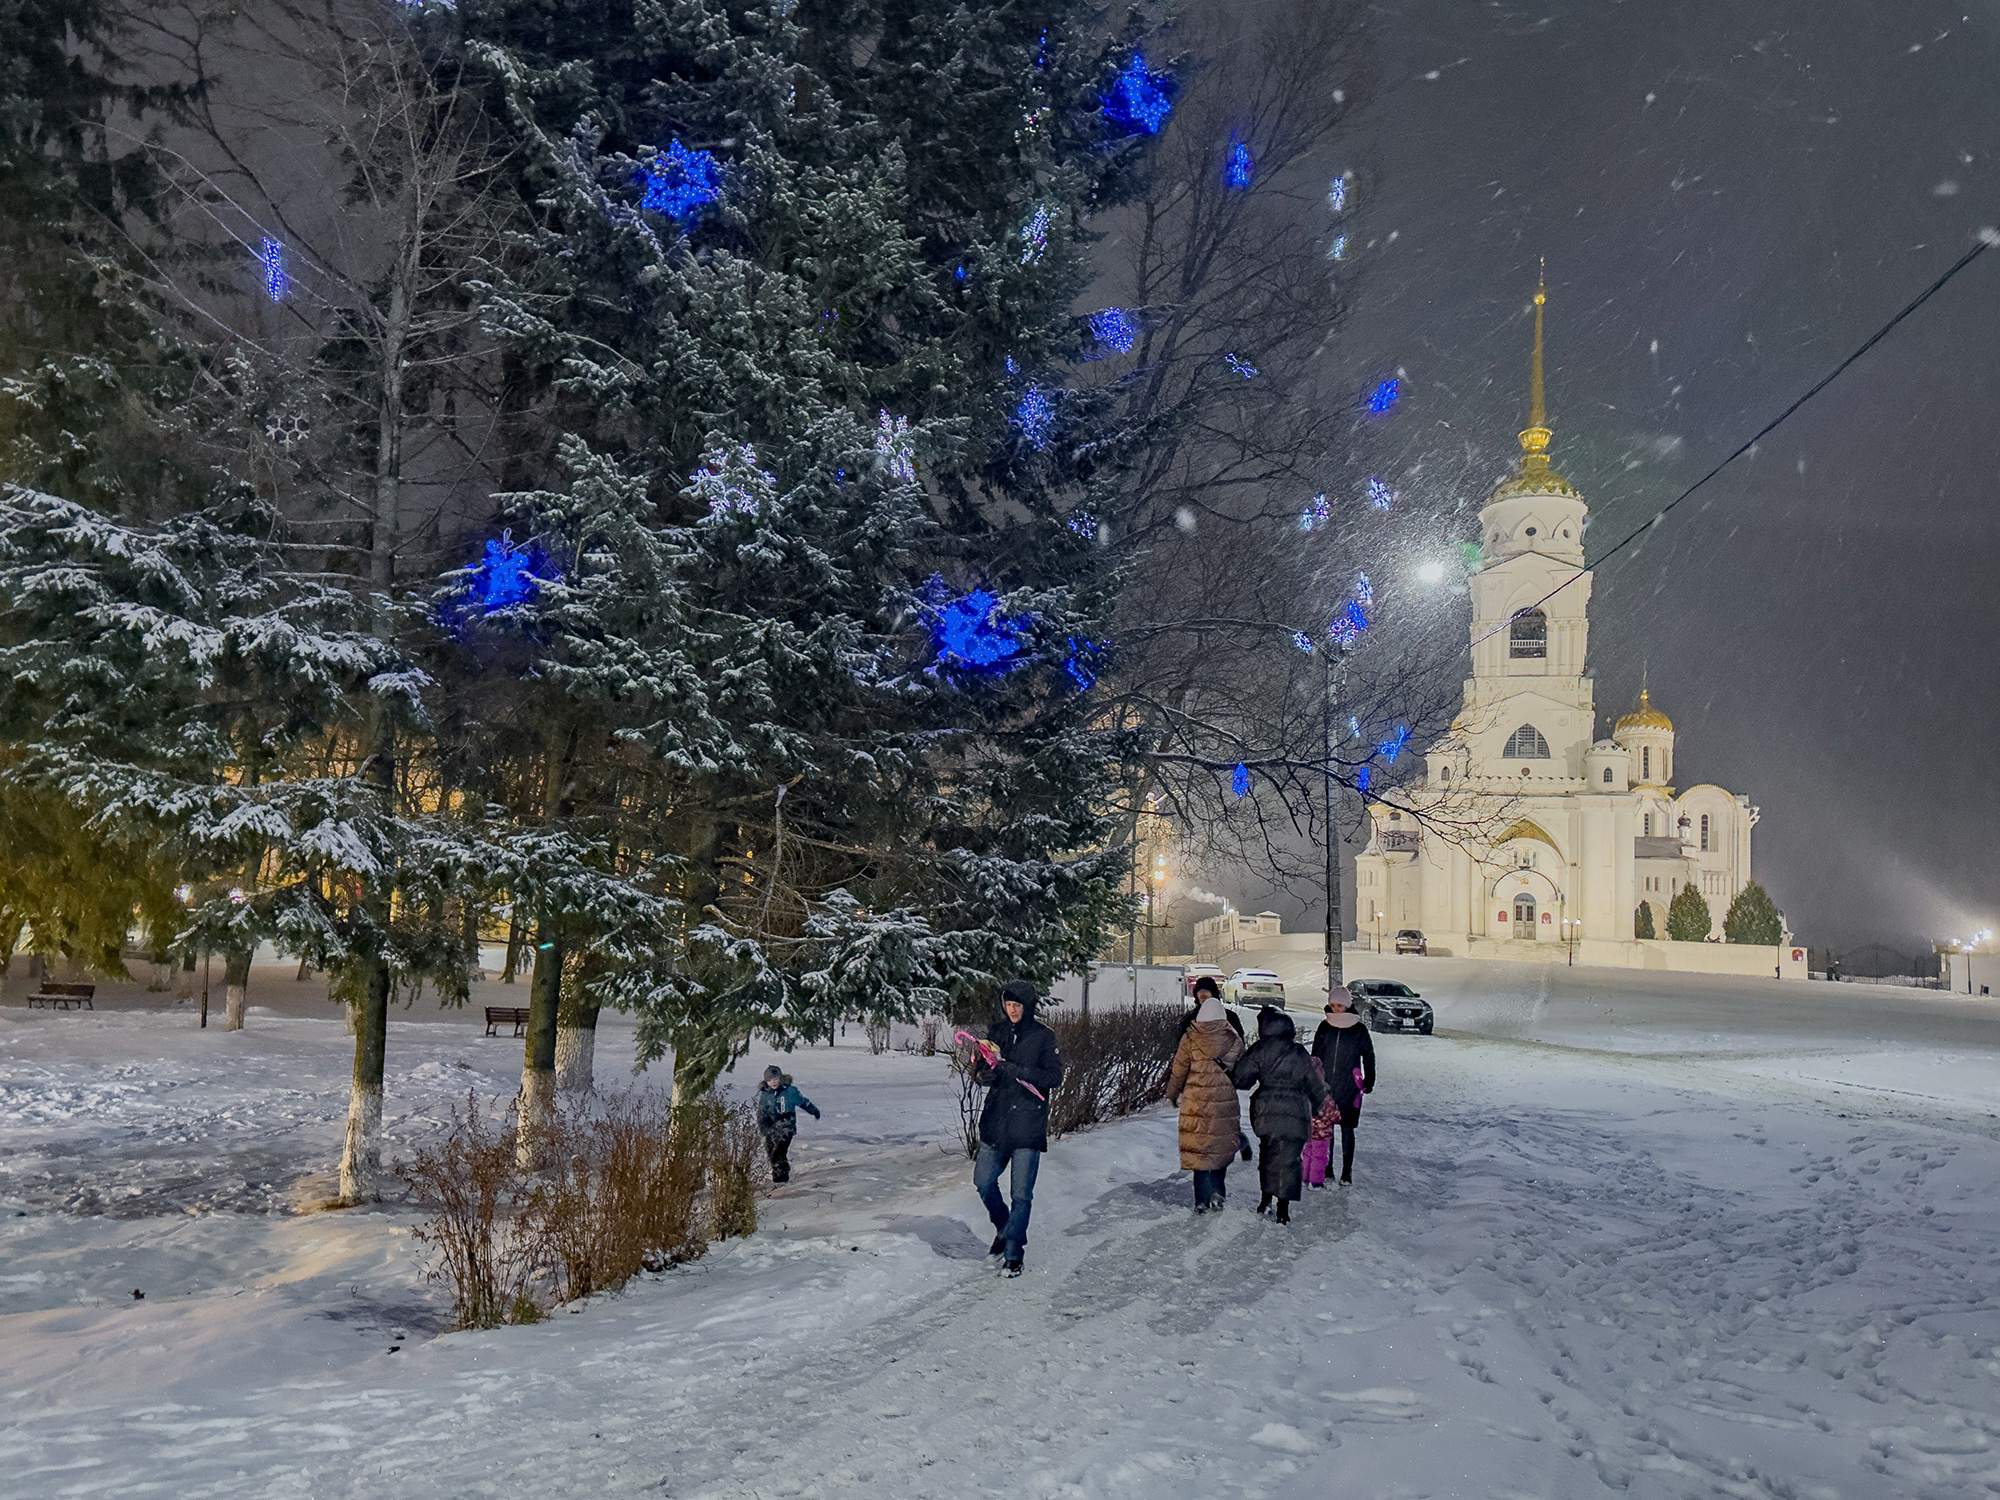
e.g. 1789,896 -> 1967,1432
4,963 -> 2000,1498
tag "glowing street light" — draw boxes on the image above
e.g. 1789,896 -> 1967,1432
1416,560 -> 1447,585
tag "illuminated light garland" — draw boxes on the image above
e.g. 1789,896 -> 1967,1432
643,140 -> 724,223
1298,493 -> 1330,532
1232,762 -> 1250,798
1064,637 -> 1102,690
694,442 -> 772,517
1019,203 -> 1052,264
929,584 -> 1028,674
1224,138 -> 1255,190
474,535 -> 550,613
1328,599 -> 1369,648
1224,352 -> 1258,379
1366,378 -> 1400,414
1327,235 -> 1347,262
1355,571 -> 1374,609
1088,306 -> 1137,354
1066,512 -> 1098,539
1366,477 -> 1394,510
1101,53 -> 1172,134
1356,766 -> 1372,791
1378,724 -> 1410,764
875,409 -> 916,483
1292,631 -> 1314,654
1327,175 -> 1350,213
258,237 -> 288,302
1015,385 -> 1055,448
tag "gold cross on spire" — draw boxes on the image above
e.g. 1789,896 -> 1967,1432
1490,261 -> 1577,501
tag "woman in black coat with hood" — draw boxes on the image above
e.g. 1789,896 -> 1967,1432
1230,1007 -> 1329,1223
1310,985 -> 1377,1184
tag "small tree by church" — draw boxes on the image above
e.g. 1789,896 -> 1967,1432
1723,882 -> 1783,945
1666,885 -> 1712,942
1634,902 -> 1656,939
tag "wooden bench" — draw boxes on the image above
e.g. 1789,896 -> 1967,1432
27,983 -> 95,1011
484,1005 -> 530,1038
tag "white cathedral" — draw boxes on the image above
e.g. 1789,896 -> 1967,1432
1354,282 -> 1802,976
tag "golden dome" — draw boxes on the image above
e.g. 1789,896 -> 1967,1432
1615,689 -> 1673,733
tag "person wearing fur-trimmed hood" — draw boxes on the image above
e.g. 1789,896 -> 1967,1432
756,1066 -> 821,1184
1309,985 -> 1376,1185
1230,1006 -> 1329,1223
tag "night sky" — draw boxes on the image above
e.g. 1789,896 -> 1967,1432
1325,0 -> 2000,955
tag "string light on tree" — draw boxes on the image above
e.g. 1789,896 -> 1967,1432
1019,203 -> 1053,264
1328,598 -> 1369,648
1223,138 -> 1255,190
1366,377 -> 1401,414
1066,511 -> 1098,539
1292,631 -> 1314,653
1100,53 -> 1172,134
258,237 -> 288,302
1366,477 -> 1394,510
1327,235 -> 1347,261
642,140 -> 724,223
1327,174 -> 1350,213
1015,385 -> 1055,448
693,442 -> 773,517
927,583 -> 1028,674
473,535 -> 551,613
1231,762 -> 1251,798
1356,766 -> 1372,791
1377,724 -> 1410,763
1224,353 -> 1258,379
1088,306 -> 1136,354
1063,638 -> 1102,690
875,410 -> 916,483
1354,571 -> 1374,609
1298,493 -> 1330,532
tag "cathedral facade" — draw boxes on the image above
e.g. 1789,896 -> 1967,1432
1354,283 -> 1801,976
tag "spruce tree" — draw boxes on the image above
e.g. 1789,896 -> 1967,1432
1634,901 -> 1655,940
1723,881 -> 1783,945
449,0 -> 1144,1103
1666,884 -> 1712,942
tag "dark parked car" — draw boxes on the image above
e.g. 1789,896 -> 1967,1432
1348,979 -> 1434,1034
1394,928 -> 1427,955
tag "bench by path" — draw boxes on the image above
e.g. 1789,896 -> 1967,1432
26,983 -> 96,1011
484,1005 -> 530,1037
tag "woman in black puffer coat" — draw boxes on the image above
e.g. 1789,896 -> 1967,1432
1230,1007 -> 1329,1223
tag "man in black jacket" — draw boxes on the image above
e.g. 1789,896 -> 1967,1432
972,979 -> 1065,1278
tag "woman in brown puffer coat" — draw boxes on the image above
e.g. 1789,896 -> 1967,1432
1165,983 -> 1247,1212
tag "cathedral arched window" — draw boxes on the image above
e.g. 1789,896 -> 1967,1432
1602,766 -> 1614,784
1508,608 -> 1547,659
1641,746 -> 1651,781
1700,814 -> 1711,852
1503,724 -> 1550,759
1643,813 -> 1653,837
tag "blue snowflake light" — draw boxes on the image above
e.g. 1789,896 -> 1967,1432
1063,637 -> 1102,690
1016,385 -> 1056,448
1356,766 -> 1372,791
1088,306 -> 1137,354
1292,630 -> 1314,654
876,409 -> 916,484
1019,204 -> 1053,265
1327,235 -> 1348,262
1329,599 -> 1369,648
1367,477 -> 1394,511
1066,511 -> 1098,540
474,535 -> 549,613
1366,377 -> 1401,414
1224,138 -> 1256,190
642,141 -> 723,224
1298,493 -> 1330,532
1102,54 -> 1172,134
1224,353 -> 1258,379
954,264 -> 969,282
693,442 -> 773,518
1355,572 -> 1374,609
1231,762 -> 1250,798
258,237 -> 288,302
1327,175 -> 1350,213
929,585 -> 1028,674
1378,724 -> 1411,764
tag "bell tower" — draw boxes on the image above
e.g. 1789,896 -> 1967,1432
1463,269 -> 1597,779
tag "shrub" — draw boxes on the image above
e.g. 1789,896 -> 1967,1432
400,1088 -> 762,1329
1634,901 -> 1656,939
1044,1005 -> 1182,1138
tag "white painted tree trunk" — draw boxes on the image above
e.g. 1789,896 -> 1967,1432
554,1024 -> 596,1093
338,1086 -> 382,1202
517,1064 -> 555,1169
223,982 -> 248,1031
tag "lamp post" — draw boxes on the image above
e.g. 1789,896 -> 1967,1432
1323,642 -> 1348,992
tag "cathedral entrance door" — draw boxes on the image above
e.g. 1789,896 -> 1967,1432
1513,894 -> 1537,938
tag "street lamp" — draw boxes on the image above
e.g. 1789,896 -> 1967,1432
1416,560 -> 1446,585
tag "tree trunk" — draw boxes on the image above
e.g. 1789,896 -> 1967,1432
502,909 -> 524,982
176,951 -> 196,1001
518,929 -> 562,1166
554,972 -> 599,1094
338,956 -> 392,1202
222,947 -> 253,1030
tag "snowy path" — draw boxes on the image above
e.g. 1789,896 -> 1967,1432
4,980 -> 2000,1498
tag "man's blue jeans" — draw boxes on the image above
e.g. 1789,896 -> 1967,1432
974,1144 -> 1041,1259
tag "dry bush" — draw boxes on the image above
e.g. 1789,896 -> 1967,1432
398,1092 -> 549,1329
948,1048 -> 983,1160
401,1088 -> 761,1328
1045,1006 -> 1183,1138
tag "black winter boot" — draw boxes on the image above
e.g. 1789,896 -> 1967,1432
1256,1195 -> 1272,1217
989,1235 -> 1005,1259
1002,1258 -> 1023,1278
1275,1201 -> 1290,1225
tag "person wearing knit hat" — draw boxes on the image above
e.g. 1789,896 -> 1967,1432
1309,985 -> 1376,1185
754,1065 -> 821,1184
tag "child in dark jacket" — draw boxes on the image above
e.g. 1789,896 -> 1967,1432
1229,1007 -> 1329,1224
756,1065 -> 821,1183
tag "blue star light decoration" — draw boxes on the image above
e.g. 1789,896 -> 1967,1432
1366,377 -> 1401,414
1224,138 -> 1256,190
258,237 -> 288,302
1102,54 -> 1172,134
1298,493 -> 1330,532
929,585 -> 1028,674
1088,306 -> 1137,355
473,535 -> 550,613
1366,477 -> 1394,511
1016,385 -> 1056,448
1378,724 -> 1411,764
1224,353 -> 1258,379
1019,203 -> 1053,264
642,141 -> 723,224
1231,762 -> 1251,798
876,409 -> 916,484
1328,599 -> 1369,648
